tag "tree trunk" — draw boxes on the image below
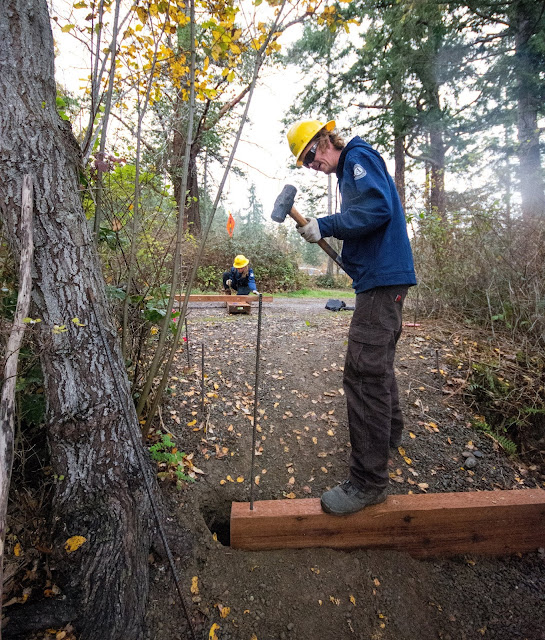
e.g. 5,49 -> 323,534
0,176 -> 33,620
514,0 -> 545,220
0,2 -> 166,638
187,143 -> 201,233
429,125 -> 446,221
392,81 -> 406,211
171,95 -> 201,234
394,135 -> 406,210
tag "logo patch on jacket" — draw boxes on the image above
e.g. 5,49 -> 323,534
353,163 -> 367,180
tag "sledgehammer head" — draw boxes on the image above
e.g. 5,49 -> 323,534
271,184 -> 297,223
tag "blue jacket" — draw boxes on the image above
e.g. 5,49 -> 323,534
226,266 -> 257,293
317,136 -> 417,294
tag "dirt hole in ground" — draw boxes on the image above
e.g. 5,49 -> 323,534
201,499 -> 231,546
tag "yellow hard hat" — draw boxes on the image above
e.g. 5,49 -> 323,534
287,119 -> 336,167
233,254 -> 249,269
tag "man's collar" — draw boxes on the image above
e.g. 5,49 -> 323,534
336,145 -> 349,180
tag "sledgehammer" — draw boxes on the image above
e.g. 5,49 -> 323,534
271,184 -> 345,272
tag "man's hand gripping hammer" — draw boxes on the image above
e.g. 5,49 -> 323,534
271,184 -> 345,272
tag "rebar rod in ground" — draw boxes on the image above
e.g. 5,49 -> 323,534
185,318 -> 190,369
201,343 -> 205,414
250,294 -> 263,510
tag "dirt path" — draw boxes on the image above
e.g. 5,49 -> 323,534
146,298 -> 545,640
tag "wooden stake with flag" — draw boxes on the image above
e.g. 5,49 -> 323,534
226,211 -> 235,237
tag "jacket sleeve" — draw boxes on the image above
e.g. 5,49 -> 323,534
248,268 -> 257,291
317,150 -> 394,241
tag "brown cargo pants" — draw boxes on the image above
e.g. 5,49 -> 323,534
343,285 -> 408,492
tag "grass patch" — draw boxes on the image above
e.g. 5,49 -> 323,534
189,287 -> 355,299
275,288 -> 355,299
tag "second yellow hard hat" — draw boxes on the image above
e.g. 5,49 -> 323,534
233,254 -> 249,269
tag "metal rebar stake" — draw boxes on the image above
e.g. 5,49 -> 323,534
201,342 -> 205,414
249,293 -> 263,510
185,318 -> 191,369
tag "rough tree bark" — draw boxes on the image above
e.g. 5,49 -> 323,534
394,136 -> 406,211
0,176 -> 33,628
429,125 -> 446,221
0,2 -> 172,638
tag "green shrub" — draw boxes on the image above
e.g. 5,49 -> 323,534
193,230 -> 303,293
315,273 -> 351,289
149,433 -> 193,486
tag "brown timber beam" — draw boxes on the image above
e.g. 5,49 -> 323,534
231,489 -> 545,557
226,302 -> 252,315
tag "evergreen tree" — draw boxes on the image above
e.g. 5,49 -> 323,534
458,0 -> 545,219
282,19 -> 346,274
342,0 -> 473,221
240,182 -> 265,233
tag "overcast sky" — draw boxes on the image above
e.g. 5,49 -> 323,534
50,7 -> 356,226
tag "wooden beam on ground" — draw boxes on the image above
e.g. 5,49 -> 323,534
226,301 -> 252,315
231,489 -> 545,557
175,294 -> 273,303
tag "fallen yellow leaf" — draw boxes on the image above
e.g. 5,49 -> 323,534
191,576 -> 199,595
64,535 -> 87,553
13,542 -> 22,557
219,606 -> 230,618
350,595 -> 356,605
209,623 -> 220,640
236,476 -> 244,483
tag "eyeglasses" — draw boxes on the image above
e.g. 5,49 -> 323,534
303,142 -> 318,168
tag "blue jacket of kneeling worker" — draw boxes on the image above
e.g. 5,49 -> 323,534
222,254 -> 258,295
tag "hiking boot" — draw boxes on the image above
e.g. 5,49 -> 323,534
320,480 -> 388,516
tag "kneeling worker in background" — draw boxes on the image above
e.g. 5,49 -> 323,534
223,255 -> 259,295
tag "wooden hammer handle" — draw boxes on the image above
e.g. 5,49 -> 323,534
288,207 -> 345,272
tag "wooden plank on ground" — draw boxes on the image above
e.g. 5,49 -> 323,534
231,489 -> 545,557
175,294 -> 273,303
226,301 -> 252,315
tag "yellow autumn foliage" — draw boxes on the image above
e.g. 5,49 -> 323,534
64,535 -> 87,553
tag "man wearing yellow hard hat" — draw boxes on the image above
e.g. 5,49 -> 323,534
287,119 -> 417,515
222,254 -> 259,295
